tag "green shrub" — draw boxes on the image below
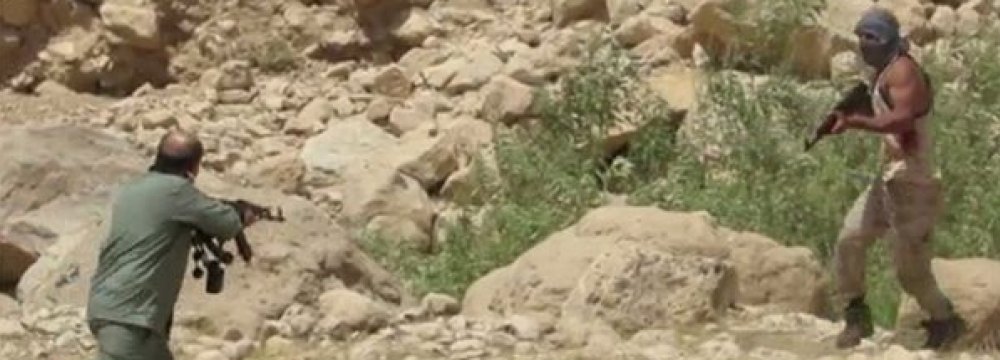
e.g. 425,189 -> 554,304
360,39 -> 682,299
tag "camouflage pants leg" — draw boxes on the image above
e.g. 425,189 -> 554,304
90,320 -> 173,360
833,174 -> 953,319
883,175 -> 953,320
834,178 -> 891,306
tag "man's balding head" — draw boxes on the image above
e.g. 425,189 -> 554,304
149,130 -> 204,177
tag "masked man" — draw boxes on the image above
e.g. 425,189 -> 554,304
827,7 -> 967,350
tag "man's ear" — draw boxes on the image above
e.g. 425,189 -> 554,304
186,162 -> 200,180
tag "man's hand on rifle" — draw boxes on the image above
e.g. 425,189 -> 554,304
829,110 -> 851,135
240,208 -> 259,227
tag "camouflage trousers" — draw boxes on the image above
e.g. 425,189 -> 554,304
833,170 -> 953,320
89,319 -> 173,360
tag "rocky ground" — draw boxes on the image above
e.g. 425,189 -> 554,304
2,0 -> 1000,359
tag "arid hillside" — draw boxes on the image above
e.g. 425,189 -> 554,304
2,0 -> 1000,359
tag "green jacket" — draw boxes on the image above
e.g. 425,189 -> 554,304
86,171 -> 243,336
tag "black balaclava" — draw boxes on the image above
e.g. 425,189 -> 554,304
854,7 -> 904,71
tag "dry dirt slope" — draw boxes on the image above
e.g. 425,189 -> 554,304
2,0 -> 1000,359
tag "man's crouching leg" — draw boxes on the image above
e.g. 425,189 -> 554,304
90,320 -> 173,360
834,182 -> 890,349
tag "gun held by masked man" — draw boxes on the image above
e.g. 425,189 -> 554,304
804,81 -> 875,151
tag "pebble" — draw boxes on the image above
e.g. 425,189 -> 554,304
197,335 -> 226,349
195,349 -> 229,360
450,338 -> 485,353
514,341 -> 534,354
53,331 -> 75,348
222,339 -> 254,360
0,319 -> 26,338
501,315 -> 541,341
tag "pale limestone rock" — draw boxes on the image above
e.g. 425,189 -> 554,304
503,49 -> 548,86
480,75 -> 535,125
896,258 -> 1000,351
723,231 -> 831,316
388,106 -> 433,136
614,12 -> 685,48
445,48 -> 503,94
607,0 -> 644,25
399,48 -> 449,80
831,51 -> 863,81
500,315 -> 541,341
211,60 -> 254,91
366,96 -> 395,124
391,124 -> 467,190
930,5 -> 958,36
553,0 -> 608,27
315,289 -> 391,339
560,243 -> 737,334
299,117 -> 398,186
462,206 -> 734,325
284,98 -> 331,136
99,0 -> 162,50
0,318 -> 25,339
338,159 -> 436,244
393,7 -> 441,46
421,293 -> 460,317
365,215 -> 432,252
140,109 -> 175,129
373,65 -> 413,98
956,5 -> 984,36
422,58 -> 462,89
646,64 -> 701,116
245,154 -> 305,195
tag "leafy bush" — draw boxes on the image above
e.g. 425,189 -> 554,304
360,38 -> 682,298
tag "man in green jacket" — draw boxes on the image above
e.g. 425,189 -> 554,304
86,131 -> 257,360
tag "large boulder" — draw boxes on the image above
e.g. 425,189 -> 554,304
299,116 -> 398,188
302,117 -> 493,251
99,0 -> 163,50
462,205 -> 832,334
721,231 -> 832,317
896,258 -> 1000,351
559,242 -> 739,336
9,124 -> 409,339
553,0 -> 609,27
0,124 -> 141,222
462,207 -> 735,325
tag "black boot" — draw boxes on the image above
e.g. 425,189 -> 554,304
836,297 -> 874,349
921,303 -> 967,350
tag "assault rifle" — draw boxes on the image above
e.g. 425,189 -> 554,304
190,199 -> 285,294
804,81 -> 875,151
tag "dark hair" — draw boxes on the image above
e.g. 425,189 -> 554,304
149,132 -> 204,175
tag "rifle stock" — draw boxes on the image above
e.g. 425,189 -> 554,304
804,82 -> 874,151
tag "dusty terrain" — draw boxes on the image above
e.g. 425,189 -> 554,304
2,0 -> 1000,359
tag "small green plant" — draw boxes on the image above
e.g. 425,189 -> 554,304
243,36 -> 301,74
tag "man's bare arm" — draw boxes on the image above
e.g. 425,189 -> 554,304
844,58 -> 931,134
